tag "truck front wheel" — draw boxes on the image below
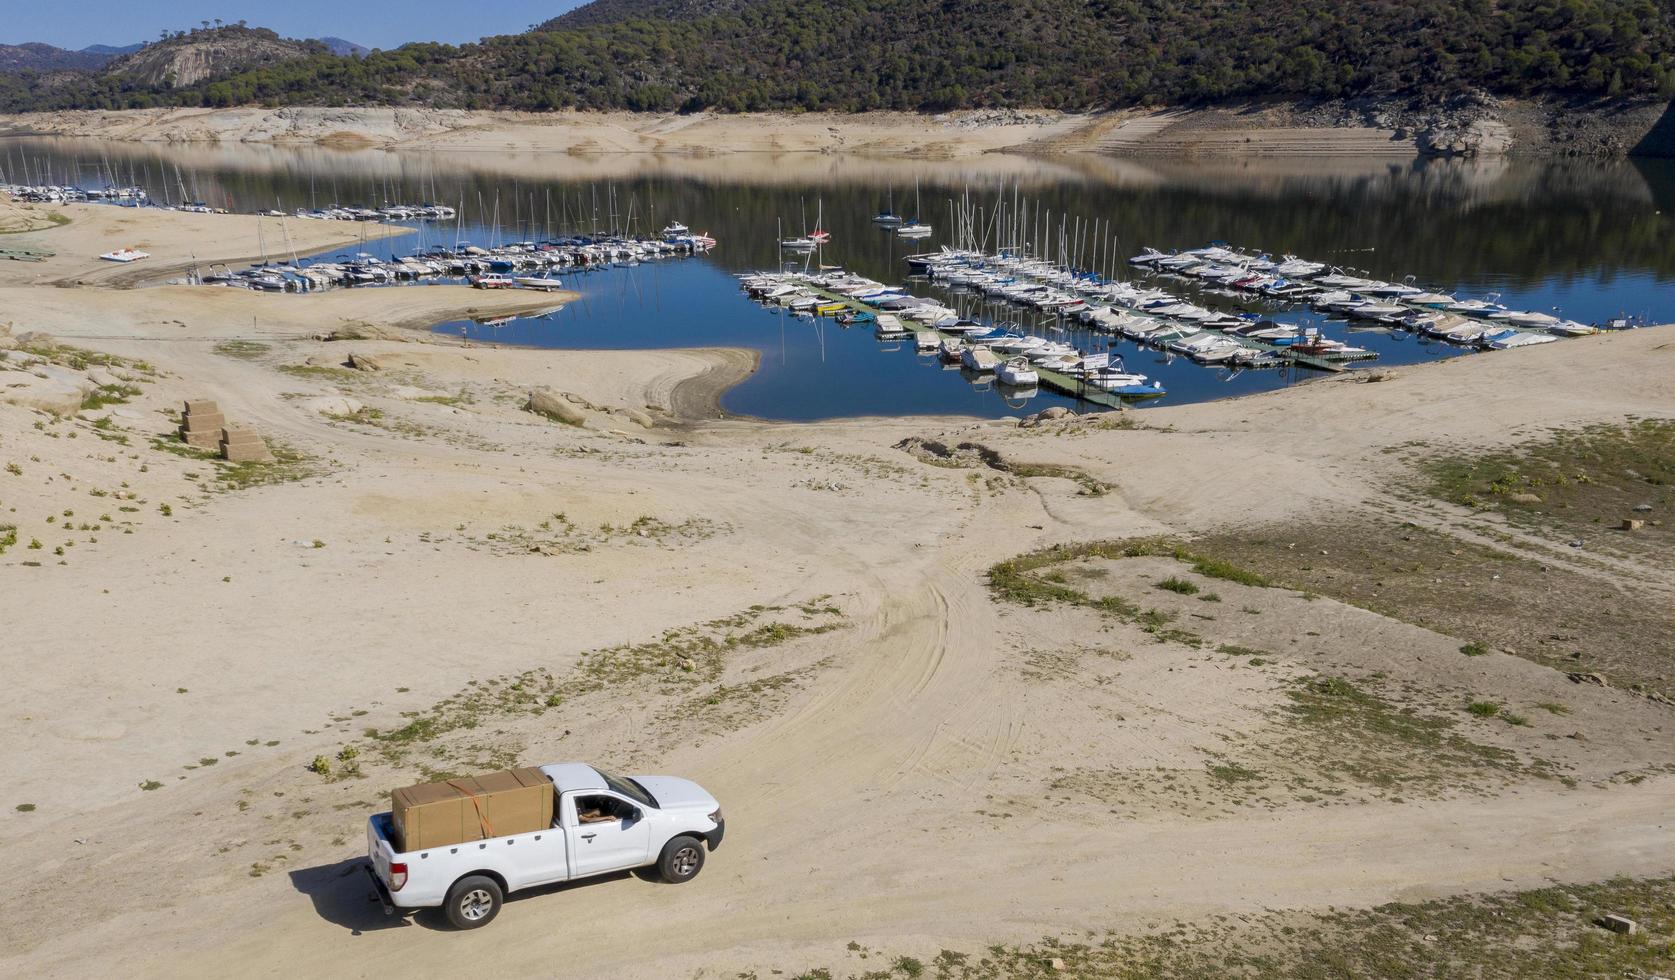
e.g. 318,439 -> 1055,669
445,875 -> 503,929
658,836 -> 706,883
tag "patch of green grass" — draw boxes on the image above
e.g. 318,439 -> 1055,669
415,392 -> 474,407
15,803 -> 36,812
1285,677 -> 1523,792
354,604 -> 845,770
213,340 -> 271,360
1467,700 -> 1501,718
1206,761 -> 1262,783
1422,419 -> 1674,547
138,779 -> 162,791
81,384 -> 142,410
788,876 -> 1675,980
278,364 -> 355,380
1187,554 -> 1270,587
1461,642 -> 1491,657
1537,702 -> 1572,716
1156,576 -> 1200,595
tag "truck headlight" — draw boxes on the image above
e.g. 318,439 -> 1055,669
708,807 -> 723,824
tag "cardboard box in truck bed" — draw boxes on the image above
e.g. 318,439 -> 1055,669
392,768 -> 555,851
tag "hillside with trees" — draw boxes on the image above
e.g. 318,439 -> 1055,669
1,0 -> 1673,114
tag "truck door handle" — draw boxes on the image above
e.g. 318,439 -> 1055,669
581,833 -> 596,841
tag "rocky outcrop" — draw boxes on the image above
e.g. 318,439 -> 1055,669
102,27 -> 318,90
527,388 -> 587,426
303,396 -> 364,417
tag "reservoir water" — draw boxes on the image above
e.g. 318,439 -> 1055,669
7,139 -> 1672,420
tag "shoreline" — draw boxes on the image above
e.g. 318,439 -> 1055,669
3,99 -> 1670,159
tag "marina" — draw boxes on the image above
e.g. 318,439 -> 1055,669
4,140 -> 1672,421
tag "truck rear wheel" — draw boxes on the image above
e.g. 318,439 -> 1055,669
658,835 -> 706,883
444,875 -> 503,929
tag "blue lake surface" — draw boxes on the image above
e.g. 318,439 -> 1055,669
11,139 -> 1673,420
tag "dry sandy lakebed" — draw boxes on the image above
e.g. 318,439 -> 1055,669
0,202 -> 1672,978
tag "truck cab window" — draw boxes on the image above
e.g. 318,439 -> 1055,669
575,795 -> 620,824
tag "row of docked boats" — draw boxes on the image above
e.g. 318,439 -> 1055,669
3,183 -> 148,205
735,269 -> 1164,399
906,246 -> 1369,368
258,204 -> 459,222
1129,244 -> 1609,347
198,231 -> 715,292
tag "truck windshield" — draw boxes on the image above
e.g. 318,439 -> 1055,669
596,768 -> 657,808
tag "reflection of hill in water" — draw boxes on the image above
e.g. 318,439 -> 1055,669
6,136 -> 1672,288
1070,154 -> 1660,210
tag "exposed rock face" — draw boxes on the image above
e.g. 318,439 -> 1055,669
103,27 -> 319,90
1417,118 -> 1513,157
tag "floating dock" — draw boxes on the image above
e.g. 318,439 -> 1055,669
799,284 -> 1137,410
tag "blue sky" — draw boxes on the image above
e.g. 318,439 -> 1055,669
3,1 -> 588,51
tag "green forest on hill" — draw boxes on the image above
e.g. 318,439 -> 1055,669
2,0 -> 1673,113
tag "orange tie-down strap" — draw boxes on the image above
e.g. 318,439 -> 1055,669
446,781 -> 496,839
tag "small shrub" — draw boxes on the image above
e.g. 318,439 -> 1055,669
307,755 -> 332,776
139,779 -> 162,791
1157,576 -> 1200,595
159,503 -> 172,517
1467,701 -> 1501,718
1460,642 -> 1490,657
15,803 -> 36,812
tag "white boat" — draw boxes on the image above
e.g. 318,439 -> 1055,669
914,330 -> 939,351
515,276 -> 565,291
961,346 -> 1000,373
996,357 -> 1039,386
1493,310 -> 1560,328
660,221 -> 690,237
99,248 -> 150,263
896,222 -> 933,238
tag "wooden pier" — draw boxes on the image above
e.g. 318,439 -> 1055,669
0,247 -> 53,263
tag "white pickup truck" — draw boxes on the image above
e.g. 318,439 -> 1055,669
365,763 -> 724,929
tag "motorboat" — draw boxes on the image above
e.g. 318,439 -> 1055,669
996,357 -> 1040,387
961,346 -> 1000,373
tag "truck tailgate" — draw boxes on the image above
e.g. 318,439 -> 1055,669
367,813 -> 395,883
